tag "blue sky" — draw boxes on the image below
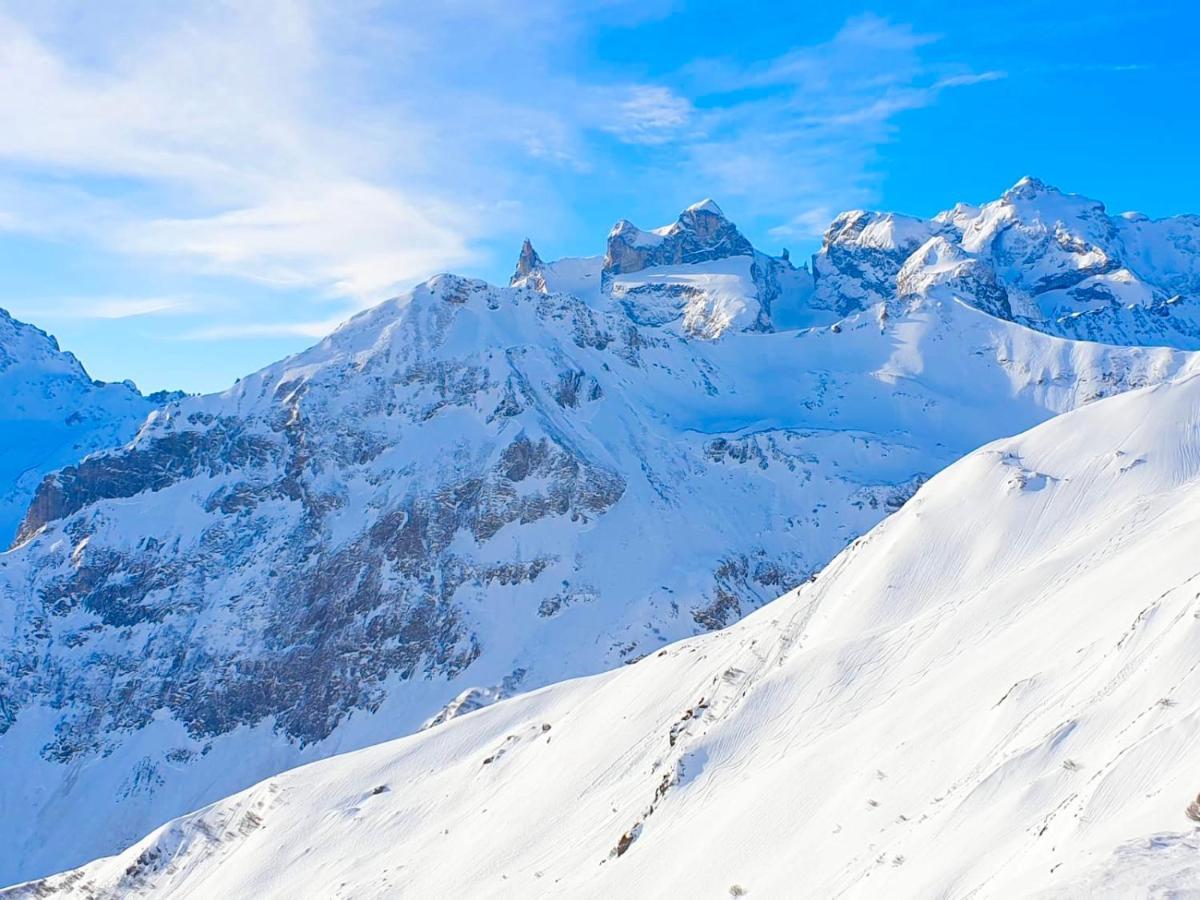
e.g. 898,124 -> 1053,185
0,0 -> 1195,393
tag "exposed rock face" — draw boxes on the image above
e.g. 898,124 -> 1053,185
595,200 -> 805,339
510,238 -> 545,288
0,307 -> 170,548
813,211 -> 940,315
896,237 -> 1013,320
602,200 -> 755,277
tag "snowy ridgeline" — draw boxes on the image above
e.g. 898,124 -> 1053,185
14,371 -> 1200,898
0,309 -> 169,548
2,179 -> 1200,889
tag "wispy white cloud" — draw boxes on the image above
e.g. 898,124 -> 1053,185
935,70 -> 1008,88
86,298 -> 192,320
768,208 -> 838,242
31,295 -> 196,320
180,318 -> 346,341
624,14 -> 1006,230
603,85 -> 694,145
0,1 -> 541,310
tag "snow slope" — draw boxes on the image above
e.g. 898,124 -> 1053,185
17,370 -> 1200,898
0,308 -> 165,548
2,189 -> 1199,885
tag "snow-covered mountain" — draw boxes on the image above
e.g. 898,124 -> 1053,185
814,177 -> 1200,347
16,370 -> 1200,898
0,308 -> 167,548
2,182 -> 1199,885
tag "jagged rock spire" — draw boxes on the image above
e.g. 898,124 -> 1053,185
510,238 -> 544,286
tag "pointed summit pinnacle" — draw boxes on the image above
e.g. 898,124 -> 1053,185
510,238 -> 544,286
684,198 -> 725,217
1003,176 -> 1060,202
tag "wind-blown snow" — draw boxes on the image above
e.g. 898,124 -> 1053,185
17,372 -> 1200,898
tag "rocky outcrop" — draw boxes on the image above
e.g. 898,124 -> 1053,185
596,201 -> 804,339
812,211 -> 942,315
896,237 -> 1012,319
602,200 -> 754,278
510,238 -> 546,290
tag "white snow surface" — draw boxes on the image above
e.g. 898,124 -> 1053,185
2,272 -> 1197,885
16,372 -> 1200,898
608,256 -> 762,337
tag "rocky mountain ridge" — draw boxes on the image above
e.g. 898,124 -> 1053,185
0,308 -> 172,549
813,177 -> 1200,346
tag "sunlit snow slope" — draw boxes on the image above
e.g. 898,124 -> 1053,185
18,373 -> 1200,898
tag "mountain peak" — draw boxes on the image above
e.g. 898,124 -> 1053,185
0,306 -> 162,548
684,198 -> 725,217
510,237 -> 544,286
1002,175 -> 1062,202
603,201 -> 753,277
0,306 -> 95,390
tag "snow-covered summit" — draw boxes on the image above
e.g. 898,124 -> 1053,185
684,197 -> 723,216
0,307 -> 167,547
816,177 -> 1200,347
513,200 -> 805,339
514,181 -> 1200,348
602,199 -> 754,277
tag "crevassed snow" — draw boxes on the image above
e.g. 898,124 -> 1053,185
20,372 -> 1200,898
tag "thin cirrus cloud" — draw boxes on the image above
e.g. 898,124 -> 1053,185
0,3 -> 1002,349
180,318 -> 349,341
30,296 -> 195,320
85,298 -> 193,320
602,85 -> 696,145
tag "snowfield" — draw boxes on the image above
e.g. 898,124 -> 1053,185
12,372 -> 1200,898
